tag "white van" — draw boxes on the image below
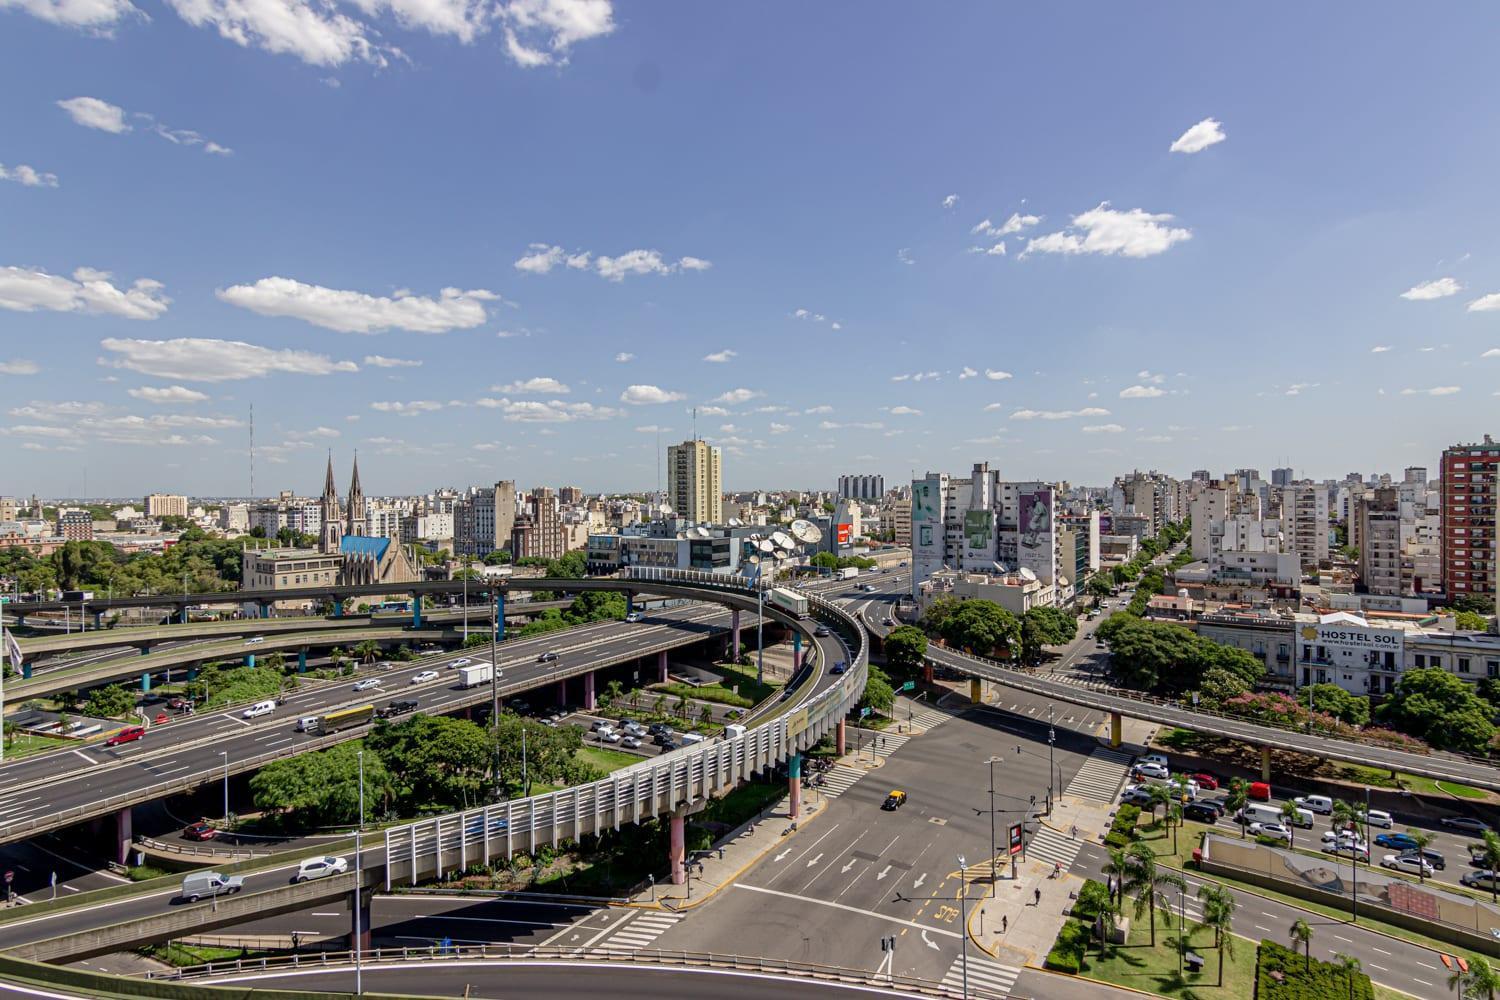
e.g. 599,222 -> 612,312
1240,802 -> 1313,829
181,871 -> 243,902
1366,809 -> 1393,829
296,716 -> 322,733
243,699 -> 277,719
680,733 -> 705,745
1293,794 -> 1333,815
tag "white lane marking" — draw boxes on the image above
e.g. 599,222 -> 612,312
733,883 -> 962,939
69,750 -> 96,766
920,929 -> 940,951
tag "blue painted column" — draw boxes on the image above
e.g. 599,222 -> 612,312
140,644 -> 151,656
297,649 -> 307,673
495,592 -> 505,642
186,668 -> 197,681
788,753 -> 803,819
793,632 -> 802,668
258,602 -> 270,619
140,673 -> 151,692
333,601 -> 344,618
92,612 -> 103,630
177,608 -> 189,625
412,598 -> 423,628
21,663 -> 32,679
245,654 -> 256,668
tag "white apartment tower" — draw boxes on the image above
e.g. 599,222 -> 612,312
668,439 -> 723,524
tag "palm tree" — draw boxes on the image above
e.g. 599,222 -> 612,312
1226,779 -> 1249,839
1146,783 -> 1172,826
1197,884 -> 1236,987
1104,845 -> 1133,909
1289,918 -> 1313,971
1331,952 -> 1362,1000
1454,956 -> 1500,1000
651,694 -> 667,719
1405,828 -> 1436,883
1481,832 -> 1500,903
602,679 -> 624,710
1126,842 -> 1184,948
1167,801 -> 1184,856
1094,888 -> 1121,957
1280,800 -> 1302,850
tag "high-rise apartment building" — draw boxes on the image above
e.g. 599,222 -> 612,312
1441,436 -> 1500,606
58,509 -> 93,541
558,486 -> 584,505
837,475 -> 884,501
1356,487 -> 1401,596
455,481 -> 517,558
511,488 -> 568,560
1271,467 -> 1294,488
1284,483 -> 1329,571
667,439 -> 723,524
144,493 -> 189,519
1404,466 -> 1428,485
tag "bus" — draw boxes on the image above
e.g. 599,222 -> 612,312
320,704 -> 375,733
373,600 -> 410,613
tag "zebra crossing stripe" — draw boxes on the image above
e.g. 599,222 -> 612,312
1066,750 -> 1133,803
605,911 -> 681,950
1025,826 -> 1083,870
939,956 -> 1021,998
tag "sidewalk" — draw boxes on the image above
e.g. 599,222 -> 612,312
963,853 -> 1079,968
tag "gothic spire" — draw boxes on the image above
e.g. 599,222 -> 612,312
323,450 -> 337,500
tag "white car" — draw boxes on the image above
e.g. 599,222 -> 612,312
1133,762 -> 1169,780
621,736 -> 642,749
599,730 -> 622,744
1248,822 -> 1292,843
242,701 -> 276,719
449,658 -> 471,668
245,636 -> 265,645
411,670 -> 440,684
1141,753 -> 1169,769
625,612 -> 642,623
294,856 -> 348,882
622,721 -> 646,736
353,678 -> 382,692
1382,853 -> 1435,877
1321,830 -> 1368,849
1323,842 -> 1370,862
1366,809 -> 1393,829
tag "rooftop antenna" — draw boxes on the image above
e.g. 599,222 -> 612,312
249,402 -> 255,500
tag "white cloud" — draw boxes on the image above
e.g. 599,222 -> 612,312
697,405 -> 730,417
702,349 -> 737,363
614,352 -> 635,363
1081,423 -> 1124,434
0,163 -> 60,188
0,359 -> 40,376
1138,434 -> 1174,443
1119,384 -> 1165,398
217,276 -> 495,333
5,0 -> 140,29
633,424 -> 670,433
896,248 -> 915,265
1284,382 -> 1319,396
56,96 -> 130,133
804,405 -> 833,414
1401,277 -> 1461,301
1400,386 -> 1461,396
1136,369 -> 1166,384
476,397 -> 621,422
890,371 -> 941,383
712,387 -> 762,405
958,367 -> 978,379
819,420 -> 884,431
1169,117 -> 1226,154
371,400 -> 444,415
1010,407 -> 1110,420
984,369 -> 1012,381
1024,203 -> 1191,258
1469,293 -> 1500,313
363,354 -> 422,368
492,376 -> 570,394
1370,345 -> 1393,353
514,243 -> 710,281
769,422 -> 791,434
496,0 -> 615,67
0,265 -> 169,319
887,405 -> 922,416
621,384 -> 685,405
1482,349 -> 1500,359
967,242 -> 1007,256
941,194 -> 958,209
128,385 -> 209,403
971,212 -> 1040,239
101,337 -> 358,381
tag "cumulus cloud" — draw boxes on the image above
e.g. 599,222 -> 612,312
476,397 -> 622,422
890,371 -> 941,383
702,349 -> 736,363
6,0 -> 140,29
370,400 -> 444,415
620,384 -> 685,405
363,354 -> 422,368
769,422 -> 791,434
1400,386 -> 1461,396
1010,407 -> 1110,420
1469,293 -> 1500,313
1401,277 -> 1461,301
0,359 -> 41,376
1169,117 -> 1226,154
633,424 -> 670,433
0,163 -> 60,188
804,405 -> 833,414
887,405 -> 922,416
971,213 -> 1040,239
1081,423 -> 1124,433
128,385 -> 209,403
614,352 -> 635,362
1482,349 -> 1500,359
1370,345 -> 1393,353
1023,203 -> 1191,259
1284,382 -> 1319,396
985,369 -> 1012,381
492,376 -> 569,394
56,96 -> 130,132
941,194 -> 958,209
697,405 -> 730,417
100,337 -> 359,381
1136,370 -> 1166,384
1119,384 -> 1165,398
958,367 -> 978,379
968,242 -> 1007,256
217,276 -> 496,333
514,243 -> 710,281
0,265 -> 169,319
818,420 -> 884,431
711,387 -> 762,405
896,248 -> 914,265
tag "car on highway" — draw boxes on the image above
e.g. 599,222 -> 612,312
1366,809 -> 1393,829
103,726 -> 146,748
1184,802 -> 1222,824
882,617 -> 895,626
625,612 -> 642,623
1441,816 -> 1491,836
352,678 -> 382,692
1248,821 -> 1292,843
622,721 -> 646,736
831,661 -> 847,674
293,856 -> 348,882
1323,842 -> 1370,862
245,636 -> 265,644
411,670 -> 440,685
1321,830 -> 1367,848
814,626 -> 831,637
1462,870 -> 1500,891
1141,753 -> 1169,768
537,651 -> 559,662
1374,832 -> 1419,851
1401,847 -> 1446,871
168,696 -> 194,711
621,736 -> 642,750
378,699 -> 419,718
882,790 -> 907,811
1191,772 -> 1220,790
449,658 -> 471,668
1382,853 -> 1435,877
181,871 -> 243,902
1246,781 -> 1272,802
1121,785 -> 1155,807
592,720 -> 613,732
182,820 -> 218,842
1132,762 -> 1169,780
243,700 -> 277,719
1293,794 -> 1333,815
598,730 -> 622,744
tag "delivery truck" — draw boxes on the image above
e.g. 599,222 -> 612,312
837,567 -> 859,580
767,587 -> 810,619
458,663 -> 494,688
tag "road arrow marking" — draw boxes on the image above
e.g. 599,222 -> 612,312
912,873 -> 926,890
841,859 -> 856,873
774,849 -> 791,862
877,865 -> 892,881
806,853 -> 823,868
921,929 -> 940,951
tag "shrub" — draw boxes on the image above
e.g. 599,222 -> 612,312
1071,879 -> 1110,923
1045,919 -> 1091,973
1256,939 -> 1373,1000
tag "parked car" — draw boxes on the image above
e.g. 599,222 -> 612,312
243,700 -> 276,719
1249,821 -> 1292,844
621,736 -> 642,750
537,651 -> 559,663
411,670 -> 440,684
1132,762 -> 1169,780
1382,853 -> 1435,877
1462,870 -> 1500,891
1441,816 -> 1491,836
293,856 -> 348,882
1191,773 -> 1220,791
104,726 -> 146,748
353,678 -> 382,692
1375,832 -> 1419,851
182,820 -> 218,842
882,790 -> 907,811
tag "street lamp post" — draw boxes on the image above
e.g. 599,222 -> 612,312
219,751 -> 229,824
956,853 -> 970,998
355,748 -> 364,996
1047,704 -> 1056,814
986,756 -> 1002,897
489,602 -> 500,794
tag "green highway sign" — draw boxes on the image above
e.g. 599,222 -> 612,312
900,680 -> 915,691
859,707 -> 872,718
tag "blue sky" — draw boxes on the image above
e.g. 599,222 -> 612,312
3,2 -> 1500,498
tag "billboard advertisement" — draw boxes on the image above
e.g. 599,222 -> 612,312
1017,486 -> 1055,583
1008,822 -> 1024,855
911,478 -> 941,525
911,475 -> 945,595
964,510 -> 993,551
836,523 -> 852,545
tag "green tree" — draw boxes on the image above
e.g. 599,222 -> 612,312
1297,683 -> 1371,726
482,549 -> 512,566
883,625 -> 928,674
1331,953 -> 1362,1000
249,742 -> 394,826
1023,605 -> 1078,646
601,679 -> 624,710
1225,779 -> 1249,839
698,704 -> 713,727
1279,800 -> 1302,850
935,600 -> 1020,659
859,663 -> 894,714
353,639 -> 381,665
1403,828 -> 1435,883
1125,842 -> 1185,948
365,715 -> 495,812
1197,883 -> 1236,987
85,684 -> 136,719
1452,956 -> 1500,1000
1086,575 -> 1114,600
1198,666 -> 1251,706
1289,918 -> 1313,971
1480,831 -> 1500,903
1375,667 -> 1496,753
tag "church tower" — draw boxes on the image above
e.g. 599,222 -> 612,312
320,452 -> 343,554
346,452 -> 366,538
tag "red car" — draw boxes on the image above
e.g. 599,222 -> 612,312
183,821 -> 218,842
103,726 -> 145,748
1192,772 -> 1220,790
1248,781 -> 1273,802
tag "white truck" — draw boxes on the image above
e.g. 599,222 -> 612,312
768,587 -> 810,619
837,567 -> 859,580
458,663 -> 493,688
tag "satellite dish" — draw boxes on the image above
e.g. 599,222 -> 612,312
747,554 -> 761,565
758,539 -> 777,553
789,519 -> 822,544
727,517 -> 742,526
772,531 -> 794,550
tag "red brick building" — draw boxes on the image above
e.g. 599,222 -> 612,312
1440,435 -> 1499,607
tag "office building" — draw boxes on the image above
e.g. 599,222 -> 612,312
1271,467 -> 1294,488
1442,435 -> 1500,607
837,475 -> 884,501
144,493 -> 189,519
455,481 -> 517,558
511,488 -> 567,561
667,439 -> 723,524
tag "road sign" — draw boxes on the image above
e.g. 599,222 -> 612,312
859,707 -> 872,719
1008,823 -> 1023,855
900,680 -> 915,692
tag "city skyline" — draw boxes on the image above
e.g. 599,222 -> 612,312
4,5 -> 1500,495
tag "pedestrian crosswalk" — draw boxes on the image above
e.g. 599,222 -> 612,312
815,763 -> 866,798
903,703 -> 952,731
1025,823 -> 1084,873
938,955 -> 1021,998
1065,748 -> 1134,804
603,910 -> 681,951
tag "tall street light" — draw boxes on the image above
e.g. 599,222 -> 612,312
355,748 -> 365,995
1047,704 -> 1057,814
219,751 -> 229,824
956,853 -> 970,998
986,756 -> 1002,896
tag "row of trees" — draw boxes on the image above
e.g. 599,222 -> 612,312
0,527 -> 245,597
918,597 -> 1078,665
1095,614 -> 1263,696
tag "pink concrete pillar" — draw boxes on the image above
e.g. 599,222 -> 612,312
583,671 -> 596,711
788,753 -> 803,820
349,890 -> 372,951
836,719 -> 847,756
115,806 -> 133,866
658,650 -> 669,683
669,814 -> 686,885
730,609 -> 741,661
557,680 -> 568,707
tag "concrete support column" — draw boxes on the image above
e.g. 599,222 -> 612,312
21,663 -> 31,680
412,599 -> 422,628
658,650 -> 669,684
245,654 -> 256,668
669,814 -> 686,885
258,602 -> 270,620
115,807 -> 133,866
836,719 -> 846,756
557,680 -> 568,707
788,753 -> 803,820
969,678 -> 983,704
140,673 -> 151,693
93,612 -> 103,630
923,662 -> 934,685
177,608 -> 189,625
333,601 -> 344,618
793,632 -> 802,669
495,592 -> 506,643
730,609 -> 741,661
1260,746 -> 1272,783
139,644 -> 151,656
297,649 -> 307,673
1109,711 -> 1122,749
582,671 -> 596,711
349,890 -> 372,952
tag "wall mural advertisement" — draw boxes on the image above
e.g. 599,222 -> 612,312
964,509 -> 993,551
